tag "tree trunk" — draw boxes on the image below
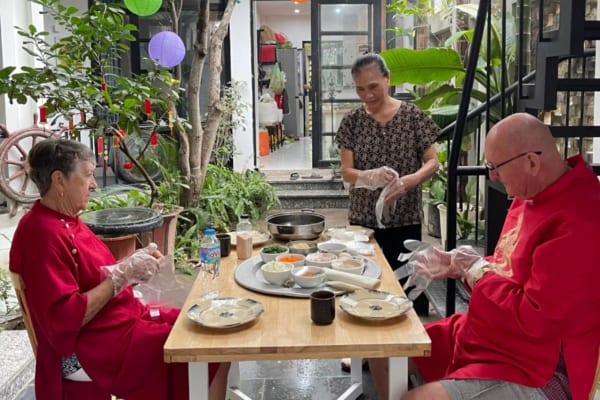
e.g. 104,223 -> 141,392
199,0 -> 237,190
183,0 -> 210,207
182,0 -> 237,208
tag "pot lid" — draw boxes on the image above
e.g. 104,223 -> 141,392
80,207 -> 163,235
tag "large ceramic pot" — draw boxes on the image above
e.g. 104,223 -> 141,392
266,210 -> 325,240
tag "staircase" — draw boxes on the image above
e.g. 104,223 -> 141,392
263,169 -> 349,209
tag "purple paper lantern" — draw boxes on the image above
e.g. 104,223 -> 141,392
148,31 -> 186,69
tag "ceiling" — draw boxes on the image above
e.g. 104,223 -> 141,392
255,0 -> 311,17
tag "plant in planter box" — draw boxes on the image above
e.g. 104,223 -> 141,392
169,165 -> 279,272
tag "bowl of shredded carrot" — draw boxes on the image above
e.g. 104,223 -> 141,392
275,253 -> 306,268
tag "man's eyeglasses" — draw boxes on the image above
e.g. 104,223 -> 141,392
485,151 -> 542,173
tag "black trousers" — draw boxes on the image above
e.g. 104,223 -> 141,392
373,224 -> 429,316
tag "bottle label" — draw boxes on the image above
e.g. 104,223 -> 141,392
201,245 -> 221,263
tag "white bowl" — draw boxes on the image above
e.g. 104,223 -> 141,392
260,245 -> 289,263
260,261 -> 294,285
291,266 -> 326,288
305,251 -> 338,268
275,253 -> 306,267
317,242 -> 347,254
287,240 -> 318,255
331,257 -> 365,275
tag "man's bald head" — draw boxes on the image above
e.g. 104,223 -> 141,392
485,113 -> 569,199
486,113 -> 560,158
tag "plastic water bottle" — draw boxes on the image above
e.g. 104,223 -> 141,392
200,228 -> 221,299
236,214 -> 253,235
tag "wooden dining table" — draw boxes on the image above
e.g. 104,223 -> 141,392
164,241 -> 431,400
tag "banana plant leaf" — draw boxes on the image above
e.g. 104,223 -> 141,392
381,48 -> 465,86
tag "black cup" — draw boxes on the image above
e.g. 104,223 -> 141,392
216,233 -> 231,257
310,290 -> 335,325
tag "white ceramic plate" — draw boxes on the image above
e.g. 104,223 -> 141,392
339,290 -> 412,320
187,297 -> 265,328
323,226 -> 375,241
230,231 -> 272,247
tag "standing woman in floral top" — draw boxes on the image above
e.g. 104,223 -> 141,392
335,53 -> 440,315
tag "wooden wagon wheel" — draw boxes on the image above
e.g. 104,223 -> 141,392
0,127 -> 52,204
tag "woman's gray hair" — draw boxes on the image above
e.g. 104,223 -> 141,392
28,139 -> 95,197
351,53 -> 390,78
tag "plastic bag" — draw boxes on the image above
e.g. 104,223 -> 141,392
258,94 -> 279,124
269,63 -> 286,95
136,255 -> 192,318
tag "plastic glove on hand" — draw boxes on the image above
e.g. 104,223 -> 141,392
448,245 -> 484,279
383,177 -> 407,204
355,166 -> 397,190
103,243 -> 162,296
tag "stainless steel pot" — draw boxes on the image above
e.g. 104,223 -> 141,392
266,210 -> 326,240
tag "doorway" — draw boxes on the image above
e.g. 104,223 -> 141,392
254,0 -> 312,171
253,0 -> 381,171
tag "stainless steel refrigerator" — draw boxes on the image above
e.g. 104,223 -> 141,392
276,48 -> 305,138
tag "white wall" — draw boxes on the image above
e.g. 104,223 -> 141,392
0,0 -> 87,130
0,1 -> 45,130
230,0 -> 256,171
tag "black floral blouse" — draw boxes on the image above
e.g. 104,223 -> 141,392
335,102 -> 440,228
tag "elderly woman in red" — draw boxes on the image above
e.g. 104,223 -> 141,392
10,139 -> 229,399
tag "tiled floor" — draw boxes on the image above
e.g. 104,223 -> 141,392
259,137 -> 312,171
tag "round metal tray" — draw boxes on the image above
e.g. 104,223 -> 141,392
234,256 -> 382,298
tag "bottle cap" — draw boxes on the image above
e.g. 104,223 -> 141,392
205,228 -> 216,235
240,214 -> 249,219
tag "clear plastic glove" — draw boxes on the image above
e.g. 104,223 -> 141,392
382,177 -> 407,205
375,178 -> 399,228
399,243 -> 486,300
412,245 -> 483,279
103,243 -> 162,297
355,166 -> 397,190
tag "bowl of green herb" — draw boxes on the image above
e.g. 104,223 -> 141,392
260,244 -> 290,262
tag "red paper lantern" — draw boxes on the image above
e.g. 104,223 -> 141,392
97,137 -> 104,156
144,99 -> 152,115
123,162 -> 134,170
39,105 -> 48,124
150,131 -> 159,147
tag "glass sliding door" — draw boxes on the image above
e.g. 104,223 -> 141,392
310,0 -> 382,167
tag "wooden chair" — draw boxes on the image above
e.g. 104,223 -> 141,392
10,271 -> 112,399
591,346 -> 600,400
10,272 -> 37,355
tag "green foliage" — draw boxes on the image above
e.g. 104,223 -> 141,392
0,0 -> 180,135
174,207 -> 212,270
386,0 -> 439,39
382,4 -> 516,128
171,167 -> 279,269
0,269 -> 17,315
200,165 -> 280,232
210,80 -> 250,167
382,48 -> 465,86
